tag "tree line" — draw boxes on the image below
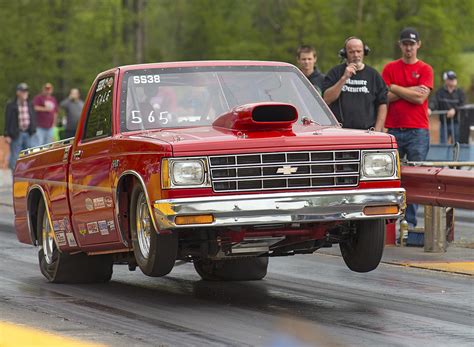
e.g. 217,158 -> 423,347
1,0 -> 473,134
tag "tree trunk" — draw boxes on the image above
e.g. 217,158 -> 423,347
134,0 -> 145,63
52,0 -> 68,99
356,0 -> 364,33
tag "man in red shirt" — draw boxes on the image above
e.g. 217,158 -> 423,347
382,28 -> 434,227
33,82 -> 58,145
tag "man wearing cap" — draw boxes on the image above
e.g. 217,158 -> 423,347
33,82 -> 58,145
429,71 -> 465,144
382,28 -> 434,228
4,83 -> 37,170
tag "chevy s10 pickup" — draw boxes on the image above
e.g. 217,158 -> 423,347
13,61 -> 405,283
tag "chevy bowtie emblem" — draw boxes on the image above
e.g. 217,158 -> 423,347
277,166 -> 298,175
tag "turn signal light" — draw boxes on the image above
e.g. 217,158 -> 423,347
175,214 -> 214,225
363,205 -> 399,216
161,158 -> 170,188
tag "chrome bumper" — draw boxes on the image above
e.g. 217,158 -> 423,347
153,188 -> 405,229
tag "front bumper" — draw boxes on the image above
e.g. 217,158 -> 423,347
153,188 -> 406,229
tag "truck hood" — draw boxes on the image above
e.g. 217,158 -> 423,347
135,125 -> 395,155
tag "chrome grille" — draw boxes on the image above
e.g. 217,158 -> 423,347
209,151 -> 360,192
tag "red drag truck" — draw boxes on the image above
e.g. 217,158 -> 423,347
13,61 -> 405,283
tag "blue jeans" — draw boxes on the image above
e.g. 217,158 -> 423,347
9,131 -> 34,170
388,128 -> 430,227
439,118 -> 459,144
34,127 -> 54,146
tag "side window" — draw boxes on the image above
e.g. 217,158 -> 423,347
83,76 -> 114,140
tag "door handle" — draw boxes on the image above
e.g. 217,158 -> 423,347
73,150 -> 83,160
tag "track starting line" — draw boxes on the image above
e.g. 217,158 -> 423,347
397,261 -> 474,275
0,321 -> 103,347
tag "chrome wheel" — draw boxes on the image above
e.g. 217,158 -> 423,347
41,211 -> 55,265
136,192 -> 151,259
130,184 -> 177,277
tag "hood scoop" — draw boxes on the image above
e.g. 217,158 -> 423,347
212,102 -> 298,132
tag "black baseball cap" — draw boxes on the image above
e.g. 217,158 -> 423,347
399,28 -> 420,43
443,71 -> 457,80
16,82 -> 29,91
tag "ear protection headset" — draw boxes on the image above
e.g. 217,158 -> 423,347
338,36 -> 370,59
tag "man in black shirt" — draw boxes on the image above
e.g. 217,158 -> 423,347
429,70 -> 465,144
296,45 -> 325,94
322,37 -> 387,131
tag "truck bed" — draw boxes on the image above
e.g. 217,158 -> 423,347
14,138 -> 74,245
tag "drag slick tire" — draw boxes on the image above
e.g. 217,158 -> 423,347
339,219 -> 385,273
37,200 -> 113,283
130,184 -> 178,277
193,257 -> 269,281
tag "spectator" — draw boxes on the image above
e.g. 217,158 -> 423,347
429,71 -> 465,144
322,37 -> 387,131
382,28 -> 434,228
296,45 -> 325,94
469,75 -> 474,103
33,82 -> 58,145
4,83 -> 37,170
60,88 -> 84,139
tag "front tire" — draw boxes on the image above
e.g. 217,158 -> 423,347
340,219 -> 385,273
37,200 -> 113,283
130,184 -> 177,277
194,257 -> 269,281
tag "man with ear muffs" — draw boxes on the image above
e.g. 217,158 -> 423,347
322,37 -> 387,132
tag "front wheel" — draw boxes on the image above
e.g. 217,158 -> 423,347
339,219 -> 385,273
130,184 -> 178,277
194,257 -> 269,281
37,200 -> 113,283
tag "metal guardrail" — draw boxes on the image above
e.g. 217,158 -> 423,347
401,164 -> 474,252
401,165 -> 474,210
428,105 -> 474,162
430,104 -> 474,145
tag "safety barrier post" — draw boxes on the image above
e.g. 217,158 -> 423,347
423,206 -> 454,252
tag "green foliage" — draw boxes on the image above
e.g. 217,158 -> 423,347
1,0 -> 473,135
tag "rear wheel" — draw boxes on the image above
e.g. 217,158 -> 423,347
339,219 -> 385,273
37,200 -> 113,283
130,184 -> 177,277
193,257 -> 269,281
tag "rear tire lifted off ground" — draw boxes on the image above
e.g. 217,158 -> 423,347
37,200 -> 113,283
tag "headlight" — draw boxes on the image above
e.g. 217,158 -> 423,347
162,158 -> 209,188
173,160 -> 204,185
361,151 -> 398,180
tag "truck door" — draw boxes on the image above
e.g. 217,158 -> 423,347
69,75 -> 120,247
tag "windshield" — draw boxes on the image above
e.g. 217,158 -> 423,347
120,65 -> 336,131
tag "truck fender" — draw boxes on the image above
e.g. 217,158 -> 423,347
26,185 -> 53,247
115,170 -> 161,242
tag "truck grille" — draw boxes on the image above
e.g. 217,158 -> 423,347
209,151 -> 360,192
